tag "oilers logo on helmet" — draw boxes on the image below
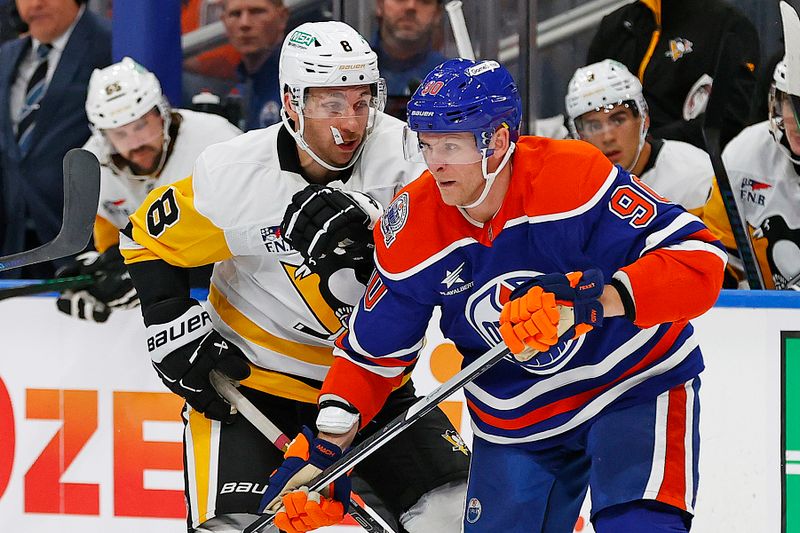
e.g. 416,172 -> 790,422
465,272 -> 583,374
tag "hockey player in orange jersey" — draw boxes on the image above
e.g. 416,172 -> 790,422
262,58 -> 726,533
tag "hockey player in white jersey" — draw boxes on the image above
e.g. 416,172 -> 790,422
55,57 -> 242,321
703,58 -> 800,289
121,21 -> 468,533
566,59 -> 713,216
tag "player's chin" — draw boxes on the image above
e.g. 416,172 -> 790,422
436,187 -> 463,206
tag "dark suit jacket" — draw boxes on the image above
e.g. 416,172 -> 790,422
0,9 -> 110,276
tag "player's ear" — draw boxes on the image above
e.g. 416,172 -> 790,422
490,127 -> 511,160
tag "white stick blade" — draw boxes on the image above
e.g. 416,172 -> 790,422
781,1 -> 800,96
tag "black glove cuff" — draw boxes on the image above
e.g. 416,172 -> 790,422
143,296 -> 201,326
609,277 -> 636,322
318,399 -> 361,416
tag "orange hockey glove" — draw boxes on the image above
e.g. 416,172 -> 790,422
499,269 -> 604,361
259,427 -> 350,532
274,487 -> 345,533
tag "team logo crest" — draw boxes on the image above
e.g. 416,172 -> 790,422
665,37 -> 694,62
441,429 -> 470,456
104,82 -> 121,95
465,271 -> 584,374
381,192 -> 409,248
466,497 -> 482,524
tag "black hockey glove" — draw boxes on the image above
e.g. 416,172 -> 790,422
281,185 -> 382,284
144,297 -> 251,423
55,246 -> 139,323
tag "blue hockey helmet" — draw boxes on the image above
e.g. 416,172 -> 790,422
406,58 -> 522,154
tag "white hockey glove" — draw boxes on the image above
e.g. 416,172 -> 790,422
144,297 -> 251,423
281,184 -> 382,284
55,247 -> 139,322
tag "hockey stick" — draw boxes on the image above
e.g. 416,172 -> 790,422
702,34 -> 764,289
0,275 -> 95,301
445,1 -> 475,60
209,370 -> 397,533
0,149 -> 100,272
243,341 -> 510,533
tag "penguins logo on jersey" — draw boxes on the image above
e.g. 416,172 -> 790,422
665,37 -> 693,62
442,429 -> 470,456
465,271 -> 584,375
281,259 -> 365,342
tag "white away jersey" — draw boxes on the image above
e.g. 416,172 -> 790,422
707,121 -> 800,289
84,109 -> 241,250
639,139 -> 713,212
123,112 -> 426,400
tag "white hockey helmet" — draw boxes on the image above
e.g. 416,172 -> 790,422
279,21 -> 384,110
565,59 -> 649,171
86,57 -> 173,177
774,59 -> 789,93
565,59 -> 648,134
278,21 -> 386,172
769,58 -> 800,164
86,57 -> 168,130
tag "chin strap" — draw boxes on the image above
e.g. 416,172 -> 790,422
458,142 -> 516,210
280,108 -> 367,172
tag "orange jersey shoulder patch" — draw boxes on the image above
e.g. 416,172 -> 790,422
375,173 -> 472,276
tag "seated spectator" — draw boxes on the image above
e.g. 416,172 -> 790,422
566,59 -> 713,216
372,0 -> 447,119
0,0 -> 27,44
587,0 -> 760,150
0,0 -> 111,278
221,0 -> 288,130
703,58 -> 800,290
53,57 -> 242,322
182,0 -> 242,109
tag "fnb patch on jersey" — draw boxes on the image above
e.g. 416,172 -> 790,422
260,225 -> 292,253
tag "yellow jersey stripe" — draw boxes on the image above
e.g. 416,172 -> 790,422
637,0 -> 662,82
187,410 -> 213,523
209,284 -> 336,366
241,365 -> 322,404
93,215 -> 119,253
